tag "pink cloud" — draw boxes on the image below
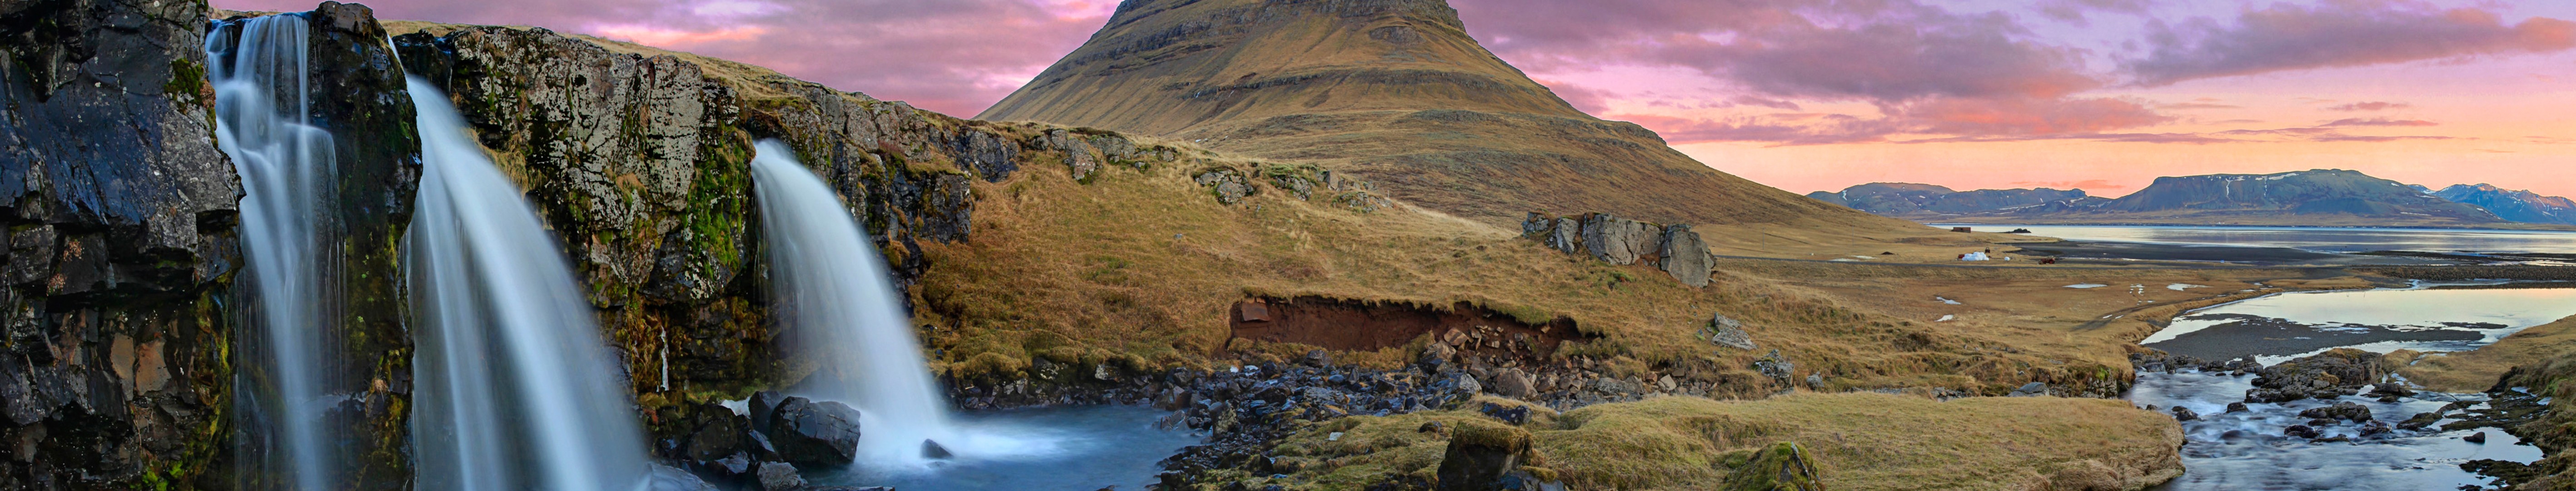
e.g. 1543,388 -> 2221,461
217,0 -> 1111,116
2125,0 -> 2576,85
2321,117 -> 2438,126
2324,101 -> 2412,111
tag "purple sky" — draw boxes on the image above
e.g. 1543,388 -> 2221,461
223,0 -> 2576,198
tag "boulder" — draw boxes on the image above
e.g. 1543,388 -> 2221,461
2169,406 -> 2199,421
924,439 -> 954,459
1491,368 -> 1536,399
2466,431 -> 2488,444
2297,402 -> 2372,423
1436,421 -> 1537,491
751,391 -> 789,429
2284,425 -> 2320,439
1657,225 -> 1713,288
2010,382 -> 2050,397
2245,349 -> 2382,403
765,396 -> 865,465
756,461 -> 806,491
2224,402 -> 2248,413
1706,314 -> 1757,350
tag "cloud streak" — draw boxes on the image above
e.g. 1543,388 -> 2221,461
2124,0 -> 2576,86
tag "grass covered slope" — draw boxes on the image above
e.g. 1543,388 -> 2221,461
1254,394 -> 2181,491
976,0 -> 1939,245
2398,314 -> 2576,393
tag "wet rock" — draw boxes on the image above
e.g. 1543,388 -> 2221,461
765,396 -> 864,465
2297,402 -> 2372,423
2368,382 -> 2414,398
2465,431 -> 2488,444
2284,425 -> 2321,439
2245,349 -> 2382,403
2225,402 -> 2248,413
1436,421 -> 1536,491
2170,406 -> 2199,421
2399,411 -> 2444,430
756,461 -> 805,491
714,453 -> 752,476
923,439 -> 954,459
751,391 -> 789,431
2357,421 -> 2392,437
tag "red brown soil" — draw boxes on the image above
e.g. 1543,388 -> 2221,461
1228,296 -> 1593,362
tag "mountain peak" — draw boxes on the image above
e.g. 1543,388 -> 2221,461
978,0 -> 1927,237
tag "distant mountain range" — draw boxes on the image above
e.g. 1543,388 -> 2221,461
2433,184 -> 2576,225
1812,169 -> 2576,228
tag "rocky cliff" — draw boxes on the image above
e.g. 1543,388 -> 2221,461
0,0 -> 240,487
978,0 -> 1937,244
209,4 -> 423,488
2433,184 -> 2576,225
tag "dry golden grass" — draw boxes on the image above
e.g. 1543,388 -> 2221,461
1252,393 -> 2181,491
2397,315 -> 2576,392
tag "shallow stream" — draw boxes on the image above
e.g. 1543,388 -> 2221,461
2131,286 -> 2574,490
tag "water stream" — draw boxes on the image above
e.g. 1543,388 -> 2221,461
748,140 -> 964,467
2131,286 -> 2574,490
205,14 -> 341,489
403,76 -> 651,490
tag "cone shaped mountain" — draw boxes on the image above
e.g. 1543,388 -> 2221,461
979,0 -> 1932,242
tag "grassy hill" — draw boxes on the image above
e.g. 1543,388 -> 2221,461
976,0 -> 1940,246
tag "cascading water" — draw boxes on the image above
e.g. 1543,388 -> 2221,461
748,140 -> 959,466
402,76 -> 650,490
205,14 -> 341,490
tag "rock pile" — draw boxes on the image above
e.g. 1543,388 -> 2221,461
661,391 -> 869,486
1520,212 -> 1714,287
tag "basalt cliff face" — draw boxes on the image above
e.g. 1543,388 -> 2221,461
0,0 -> 239,487
979,0 -> 1930,240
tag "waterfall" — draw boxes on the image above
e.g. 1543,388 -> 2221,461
206,14 -> 340,490
748,140 -> 958,466
402,76 -> 650,490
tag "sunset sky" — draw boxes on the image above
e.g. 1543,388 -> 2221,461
220,0 -> 2576,199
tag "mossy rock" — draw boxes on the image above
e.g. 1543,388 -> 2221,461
1724,441 -> 1824,491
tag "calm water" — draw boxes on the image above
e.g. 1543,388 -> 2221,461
2131,286 -> 2573,490
806,405 -> 1198,491
2144,287 -> 2576,365
1952,224 -> 2576,254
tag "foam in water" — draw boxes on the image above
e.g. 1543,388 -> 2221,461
205,14 -> 340,489
403,76 -> 650,490
750,140 -> 993,468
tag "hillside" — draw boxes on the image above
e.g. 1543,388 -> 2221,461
975,0 -> 1937,243
2434,184 -> 2576,225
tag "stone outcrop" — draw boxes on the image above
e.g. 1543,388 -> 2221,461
0,0 -> 241,486
2244,348 -> 2382,403
1435,420 -> 1537,491
1521,212 -> 1713,287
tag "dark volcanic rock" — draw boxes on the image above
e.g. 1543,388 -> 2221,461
1436,421 -> 1535,491
0,0 -> 244,486
754,461 -> 804,491
764,396 -> 863,466
2298,402 -> 2373,423
2170,406 -> 2200,421
2284,425 -> 2321,439
2244,349 -> 2383,403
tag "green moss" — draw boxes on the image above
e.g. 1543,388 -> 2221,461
165,58 -> 208,109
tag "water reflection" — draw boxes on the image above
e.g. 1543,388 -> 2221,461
2133,371 -> 2538,491
2144,287 -> 2576,364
